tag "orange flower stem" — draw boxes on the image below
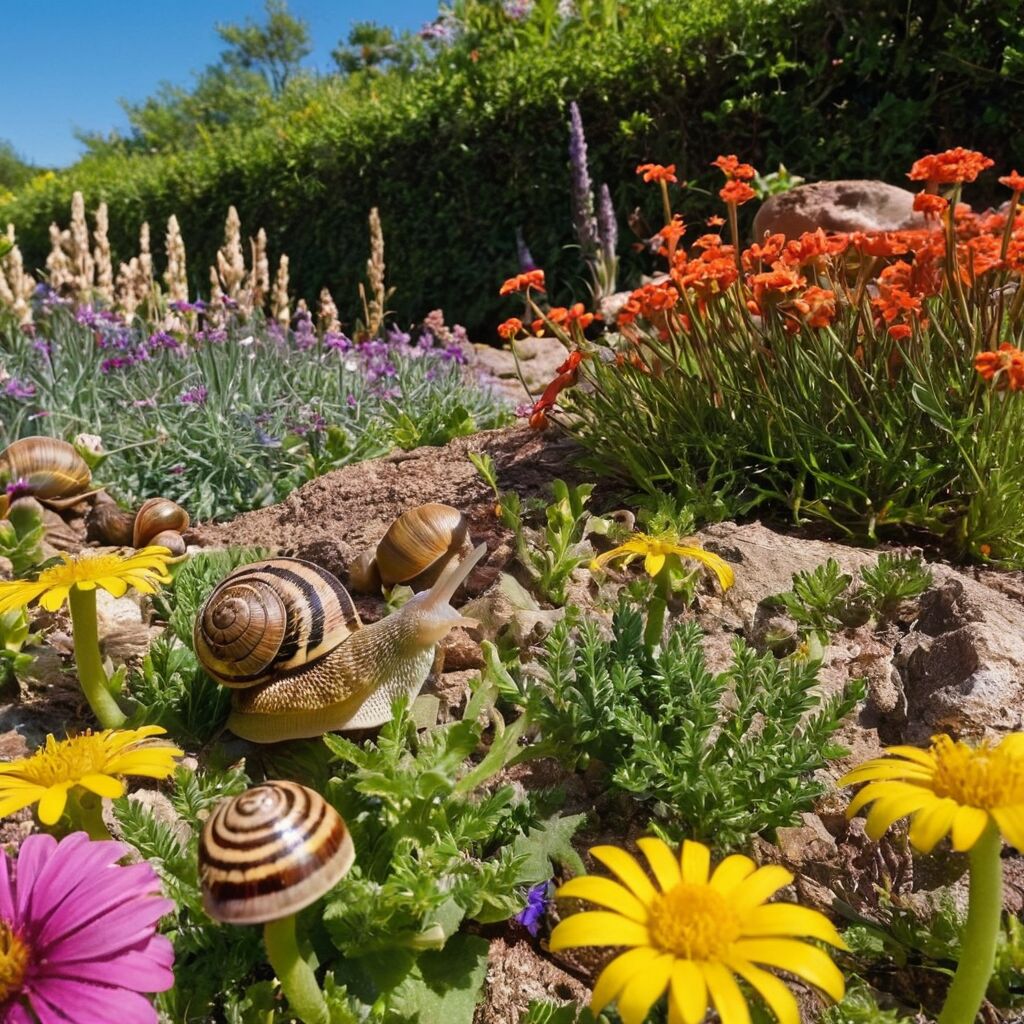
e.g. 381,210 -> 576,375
68,585 -> 127,730
658,180 -> 673,229
937,821 -> 1003,1024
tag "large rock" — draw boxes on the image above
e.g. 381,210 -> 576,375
752,180 -> 927,241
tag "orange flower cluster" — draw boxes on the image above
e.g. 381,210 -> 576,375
636,163 -> 677,184
531,303 -> 598,336
908,147 -> 994,185
499,269 -> 545,295
872,261 -> 927,339
913,191 -> 948,220
976,344 -> 1024,391
719,179 -> 757,206
617,281 -> 679,326
711,154 -> 755,180
527,350 -> 585,428
1000,170 -> 1024,194
497,317 -> 523,340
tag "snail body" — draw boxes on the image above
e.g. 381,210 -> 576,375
0,437 -> 94,517
195,542 -> 486,742
199,780 -> 354,925
349,503 -> 470,594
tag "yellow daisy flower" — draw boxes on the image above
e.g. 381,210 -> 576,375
590,532 -> 734,591
0,546 -> 175,615
839,732 -> 1024,853
0,726 -> 182,825
550,837 -> 846,1024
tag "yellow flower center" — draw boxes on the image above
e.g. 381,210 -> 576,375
0,921 -> 30,1002
930,735 -> 1024,808
13,732 -> 119,786
37,551 -> 140,588
647,882 -> 741,960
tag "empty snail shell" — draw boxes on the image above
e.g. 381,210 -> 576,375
349,503 -> 471,594
0,437 -> 94,517
199,780 -> 354,925
133,497 -> 190,547
146,530 -> 187,556
194,542 -> 486,742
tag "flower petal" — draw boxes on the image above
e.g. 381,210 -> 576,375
671,546 -> 734,591
644,552 -> 666,577
730,865 -> 793,912
680,840 -> 711,886
591,947 -> 661,1017
549,911 -> 649,951
76,775 -> 125,799
590,846 -> 657,905
616,953 -> 674,1024
38,586 -> 71,612
742,904 -> 847,948
37,784 -> 70,826
839,762 -> 932,785
637,837 -> 681,892
557,877 -> 649,923
951,806 -> 991,852
701,962 -> 751,1024
726,958 -> 800,1024
732,939 -> 845,1002
709,853 -> 757,895
906,797 -> 958,854
669,960 -> 709,1024
864,790 -> 933,840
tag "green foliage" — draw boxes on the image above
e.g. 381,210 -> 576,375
0,499 -> 46,575
6,0 -> 1021,333
0,140 -> 39,192
520,1002 -> 598,1024
216,0 -> 311,95
858,553 -> 933,617
0,310 -> 509,520
0,609 -> 37,694
498,479 -> 596,605
820,981 -> 912,1024
495,600 -> 864,848
319,683 -> 584,1018
114,765 -> 262,1023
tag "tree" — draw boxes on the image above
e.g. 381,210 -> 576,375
331,22 -> 419,77
216,0 -> 311,95
0,141 -> 38,191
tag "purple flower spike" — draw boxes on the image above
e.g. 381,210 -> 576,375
515,881 -> 551,937
568,102 -> 598,259
178,385 -> 208,406
0,831 -> 174,1023
3,378 -> 36,400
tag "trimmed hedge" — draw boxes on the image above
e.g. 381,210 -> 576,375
3,0 -> 1022,335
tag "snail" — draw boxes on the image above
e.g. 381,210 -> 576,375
348,502 -> 471,594
0,437 -> 96,518
195,540 -> 486,742
200,781 -> 354,1024
133,497 -> 190,547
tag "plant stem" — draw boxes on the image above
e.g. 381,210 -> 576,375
263,915 -> 329,1024
67,586 -> 126,729
937,821 -> 1003,1024
66,788 -> 112,840
644,565 -> 672,649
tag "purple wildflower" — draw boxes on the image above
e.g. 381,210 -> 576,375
168,464 -> 186,475
597,182 -> 618,265
515,882 -> 551,936
323,332 -> 352,352
194,329 -> 227,344
100,356 -> 135,374
503,0 -> 533,19
147,331 -> 181,353
385,325 -> 412,347
515,227 -> 537,273
3,378 -> 36,400
346,394 -> 357,408
568,101 -> 599,259
293,310 -> 317,351
168,299 -> 207,314
0,831 -> 173,1022
178,385 -> 208,406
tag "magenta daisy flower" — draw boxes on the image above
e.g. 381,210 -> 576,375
0,831 -> 174,1023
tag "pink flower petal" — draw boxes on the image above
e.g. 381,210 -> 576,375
15,833 -> 57,921
25,978 -> 158,1024
40,936 -> 174,993
0,847 -> 16,922
44,899 -> 173,963
2,999 -> 36,1024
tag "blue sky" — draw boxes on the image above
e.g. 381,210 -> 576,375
5,0 -> 438,168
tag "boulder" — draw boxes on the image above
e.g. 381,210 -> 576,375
752,180 -> 928,241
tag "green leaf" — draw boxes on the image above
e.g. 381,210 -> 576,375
384,934 -> 489,1024
511,813 -> 587,883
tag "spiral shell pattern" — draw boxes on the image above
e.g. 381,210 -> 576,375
199,781 -> 355,924
0,437 -> 91,502
194,558 -> 360,687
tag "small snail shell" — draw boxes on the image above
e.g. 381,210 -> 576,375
0,437 -> 93,517
86,502 -> 136,546
199,780 -> 354,925
349,503 -> 471,594
147,530 -> 187,556
133,497 -> 190,547
195,543 -> 486,742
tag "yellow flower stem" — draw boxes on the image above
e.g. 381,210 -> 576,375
644,564 -> 671,649
66,787 -> 112,841
937,820 -> 1003,1024
67,585 -> 126,729
264,914 -> 329,1024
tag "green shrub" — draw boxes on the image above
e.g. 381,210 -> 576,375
3,0 -> 1022,334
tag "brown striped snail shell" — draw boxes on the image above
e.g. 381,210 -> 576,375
194,544 -> 486,742
349,503 -> 471,594
0,437 -> 94,517
133,497 -> 190,547
199,780 -> 354,925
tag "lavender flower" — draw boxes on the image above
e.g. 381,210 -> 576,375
3,378 -> 36,400
568,101 -> 599,259
147,331 -> 182,353
515,227 -> 537,272
178,385 -> 208,406
168,299 -> 207,314
293,309 -> 317,351
503,0 -> 534,20
515,882 -> 551,936
324,331 -> 352,352
598,182 -> 619,265
100,356 -> 135,374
